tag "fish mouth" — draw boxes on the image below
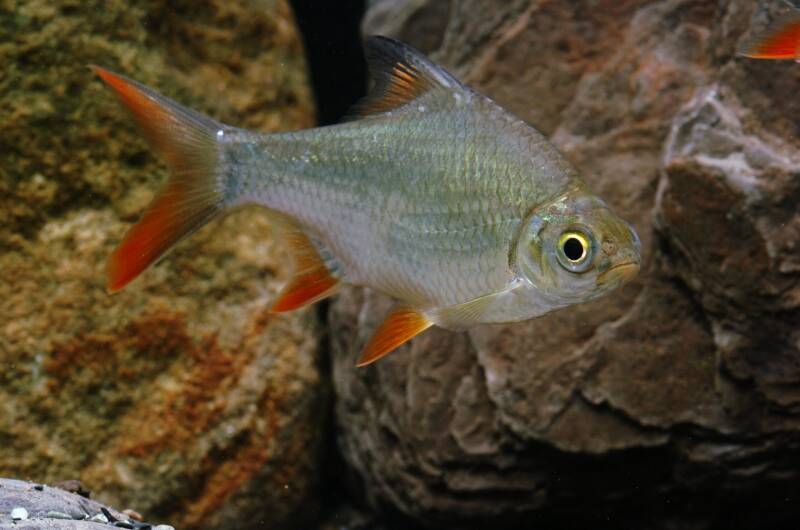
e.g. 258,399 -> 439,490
598,261 -> 640,286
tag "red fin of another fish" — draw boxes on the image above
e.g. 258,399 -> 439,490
356,306 -> 433,367
738,10 -> 800,59
91,66 -> 226,293
347,36 -> 465,119
270,230 -> 340,312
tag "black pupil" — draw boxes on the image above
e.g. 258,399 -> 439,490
563,237 -> 584,261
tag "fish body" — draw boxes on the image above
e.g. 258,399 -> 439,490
93,37 -> 641,365
226,91 -> 574,313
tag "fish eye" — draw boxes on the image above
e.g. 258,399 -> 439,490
557,230 -> 593,272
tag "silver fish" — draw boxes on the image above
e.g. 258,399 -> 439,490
93,36 -> 641,365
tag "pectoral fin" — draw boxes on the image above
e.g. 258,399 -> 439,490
357,305 -> 433,367
430,292 -> 496,328
270,229 -> 340,313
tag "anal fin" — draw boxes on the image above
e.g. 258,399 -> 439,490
270,229 -> 340,313
357,305 -> 433,367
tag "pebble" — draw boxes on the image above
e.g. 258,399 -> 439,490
153,526 -> 175,530
44,510 -> 73,519
89,512 -> 109,523
11,507 -> 29,521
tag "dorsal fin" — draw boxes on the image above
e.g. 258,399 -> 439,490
348,36 -> 465,119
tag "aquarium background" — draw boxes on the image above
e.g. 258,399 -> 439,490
2,0 -> 800,529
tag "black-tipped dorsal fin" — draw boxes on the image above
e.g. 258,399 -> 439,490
348,36 -> 465,119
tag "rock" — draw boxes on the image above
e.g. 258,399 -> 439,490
0,2 -> 325,530
330,1 -> 800,528
53,481 -> 91,499
315,503 -> 390,530
0,478 -> 133,529
361,0 -> 450,54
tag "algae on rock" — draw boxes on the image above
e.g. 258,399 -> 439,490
0,1 -> 325,529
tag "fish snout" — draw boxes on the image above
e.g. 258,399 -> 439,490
598,223 -> 641,287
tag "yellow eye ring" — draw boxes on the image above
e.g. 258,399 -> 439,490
559,231 -> 589,264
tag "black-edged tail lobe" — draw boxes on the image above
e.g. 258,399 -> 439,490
91,66 -> 226,293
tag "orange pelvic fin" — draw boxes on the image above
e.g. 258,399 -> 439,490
270,230 -> 340,312
356,306 -> 433,367
91,66 -> 226,293
738,9 -> 800,60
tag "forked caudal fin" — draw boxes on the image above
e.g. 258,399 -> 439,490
92,66 -> 227,293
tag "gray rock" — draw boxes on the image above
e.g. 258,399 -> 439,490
333,1 -> 800,528
362,0 -> 450,54
0,478 -> 127,529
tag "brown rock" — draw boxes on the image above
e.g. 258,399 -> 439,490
331,0 -> 800,528
0,1 -> 325,530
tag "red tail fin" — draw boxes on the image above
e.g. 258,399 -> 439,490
92,66 -> 226,293
738,10 -> 800,60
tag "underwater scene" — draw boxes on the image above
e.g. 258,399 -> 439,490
2,0 -> 800,529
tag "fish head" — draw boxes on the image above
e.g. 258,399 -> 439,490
516,189 -> 641,306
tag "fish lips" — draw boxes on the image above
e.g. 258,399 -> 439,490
597,260 -> 640,287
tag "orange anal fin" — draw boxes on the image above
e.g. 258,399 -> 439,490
738,11 -> 800,59
356,306 -> 433,367
269,229 -> 340,312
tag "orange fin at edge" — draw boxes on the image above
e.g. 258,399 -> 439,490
356,306 -> 433,367
739,11 -> 800,59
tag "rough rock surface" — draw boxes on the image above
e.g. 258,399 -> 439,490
0,2 -> 324,530
0,478 -> 153,529
330,1 -> 800,528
